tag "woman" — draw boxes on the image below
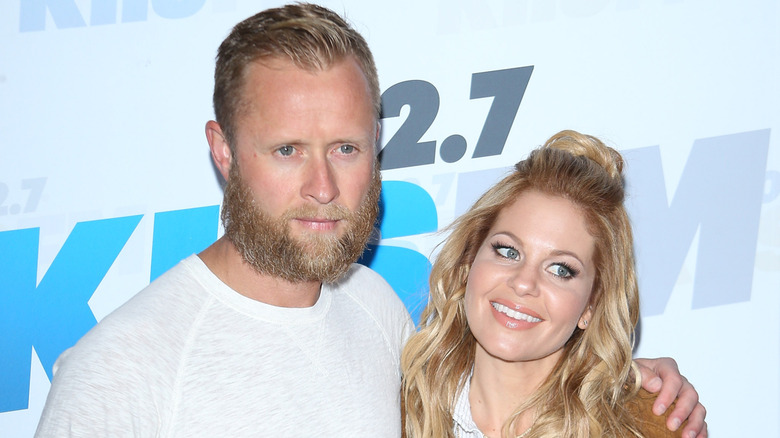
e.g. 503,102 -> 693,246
402,130 -> 686,437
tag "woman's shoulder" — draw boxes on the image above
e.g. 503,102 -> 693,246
625,388 -> 686,438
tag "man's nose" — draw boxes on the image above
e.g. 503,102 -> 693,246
301,155 -> 339,204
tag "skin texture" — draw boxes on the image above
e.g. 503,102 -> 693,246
201,56 -> 378,307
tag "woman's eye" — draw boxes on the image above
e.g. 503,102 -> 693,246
548,263 -> 576,279
496,246 -> 520,260
339,144 -> 355,154
278,145 -> 295,156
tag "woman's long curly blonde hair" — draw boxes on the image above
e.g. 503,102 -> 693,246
401,130 -> 644,438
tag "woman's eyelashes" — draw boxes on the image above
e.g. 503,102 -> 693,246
490,241 -> 580,280
547,262 -> 579,279
491,241 -> 520,260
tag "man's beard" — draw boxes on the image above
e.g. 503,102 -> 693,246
221,163 -> 380,284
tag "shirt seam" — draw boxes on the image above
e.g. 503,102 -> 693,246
160,293 -> 216,437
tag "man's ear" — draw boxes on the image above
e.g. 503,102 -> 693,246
206,120 -> 232,180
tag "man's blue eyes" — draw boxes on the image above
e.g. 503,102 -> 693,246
278,145 -> 294,156
277,145 -> 354,155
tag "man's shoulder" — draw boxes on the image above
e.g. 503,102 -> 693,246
328,263 -> 415,341
94,255 -> 211,329
52,256 -> 214,375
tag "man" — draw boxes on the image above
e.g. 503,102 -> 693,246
35,3 -> 706,437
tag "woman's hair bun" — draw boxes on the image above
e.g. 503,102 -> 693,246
543,130 -> 624,181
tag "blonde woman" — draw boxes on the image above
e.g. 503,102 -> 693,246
402,131 -> 704,438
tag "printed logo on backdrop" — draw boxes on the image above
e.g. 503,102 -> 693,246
19,0 -> 214,31
437,0 -> 688,33
625,130 -> 771,315
378,67 -> 533,170
20,0 -> 687,32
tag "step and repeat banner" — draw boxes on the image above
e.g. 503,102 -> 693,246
1,0 -> 778,436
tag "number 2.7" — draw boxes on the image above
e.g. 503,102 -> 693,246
0,177 -> 46,216
379,66 -> 534,170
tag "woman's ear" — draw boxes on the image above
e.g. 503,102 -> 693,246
578,305 -> 593,330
